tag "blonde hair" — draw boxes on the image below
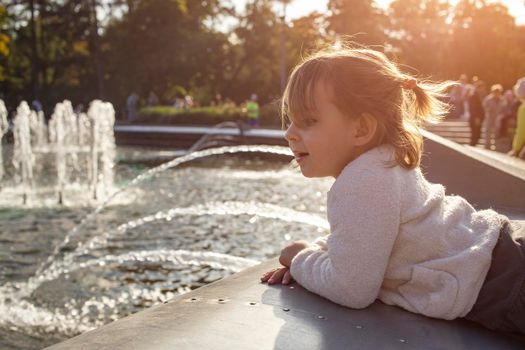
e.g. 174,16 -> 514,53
282,44 -> 455,169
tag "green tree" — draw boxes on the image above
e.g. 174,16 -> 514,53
447,0 -> 523,87
0,5 -> 11,83
387,0 -> 452,78
286,12 -> 327,65
326,0 -> 387,45
102,0 -> 230,109
222,0 -> 283,102
0,0 -> 105,108
2,0 -> 524,117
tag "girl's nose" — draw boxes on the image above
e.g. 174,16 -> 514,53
284,123 -> 299,142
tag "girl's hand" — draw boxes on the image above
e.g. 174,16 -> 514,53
260,267 -> 294,285
279,240 -> 310,267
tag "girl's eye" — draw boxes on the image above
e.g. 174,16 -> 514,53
305,118 -> 317,126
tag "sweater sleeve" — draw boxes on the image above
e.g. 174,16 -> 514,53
290,165 -> 401,309
512,104 -> 525,153
310,235 -> 328,250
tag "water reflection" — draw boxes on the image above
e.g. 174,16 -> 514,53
0,150 -> 333,349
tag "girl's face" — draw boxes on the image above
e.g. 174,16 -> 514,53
284,83 -> 360,178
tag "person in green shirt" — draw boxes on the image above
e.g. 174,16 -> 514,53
508,78 -> 525,158
246,93 -> 260,127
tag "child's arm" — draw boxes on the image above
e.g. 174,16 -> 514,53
290,168 -> 401,309
311,235 -> 328,250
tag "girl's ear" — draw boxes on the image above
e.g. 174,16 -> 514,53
354,113 -> 378,146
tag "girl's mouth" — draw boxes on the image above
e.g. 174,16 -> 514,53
294,152 -> 309,162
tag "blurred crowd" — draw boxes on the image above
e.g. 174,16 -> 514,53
447,75 -> 525,158
123,75 -> 525,159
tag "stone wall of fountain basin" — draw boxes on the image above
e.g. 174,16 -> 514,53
116,124 -> 524,213
46,259 -> 525,350
114,124 -> 288,148
46,129 -> 525,350
420,130 -> 525,213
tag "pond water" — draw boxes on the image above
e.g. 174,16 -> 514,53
0,146 -> 333,349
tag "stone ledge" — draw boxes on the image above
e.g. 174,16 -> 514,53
46,259 -> 525,350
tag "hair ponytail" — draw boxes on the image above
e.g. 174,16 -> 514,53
391,78 -> 455,168
405,79 -> 454,126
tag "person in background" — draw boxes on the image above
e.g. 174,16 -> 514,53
471,76 -> 487,99
172,96 -> 184,109
74,103 -> 84,114
126,92 -> 139,121
461,75 -> 473,120
216,93 -> 222,105
467,80 -> 485,146
147,91 -> 159,107
498,90 -> 519,139
246,93 -> 260,127
450,74 -> 470,120
212,93 -> 223,106
184,95 -> 194,109
31,99 -> 43,112
508,78 -> 525,158
482,84 -> 506,150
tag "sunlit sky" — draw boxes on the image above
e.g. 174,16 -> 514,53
232,0 -> 525,24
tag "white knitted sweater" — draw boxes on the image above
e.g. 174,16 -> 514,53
290,145 -> 505,320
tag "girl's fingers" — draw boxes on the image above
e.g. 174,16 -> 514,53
282,270 -> 292,285
260,267 -> 292,285
260,268 -> 278,282
268,268 -> 287,285
260,273 -> 271,282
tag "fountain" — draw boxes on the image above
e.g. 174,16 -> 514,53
1,99 -> 115,206
0,111 -> 333,350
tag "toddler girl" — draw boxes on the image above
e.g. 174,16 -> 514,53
260,45 -> 524,334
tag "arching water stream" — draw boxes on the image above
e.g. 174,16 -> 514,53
0,145 -> 333,350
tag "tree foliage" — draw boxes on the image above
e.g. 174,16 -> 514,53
327,0 -> 387,45
102,0 -> 230,107
388,0 -> 452,77
0,5 -> 11,81
0,0 -> 524,116
447,0 -> 525,87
